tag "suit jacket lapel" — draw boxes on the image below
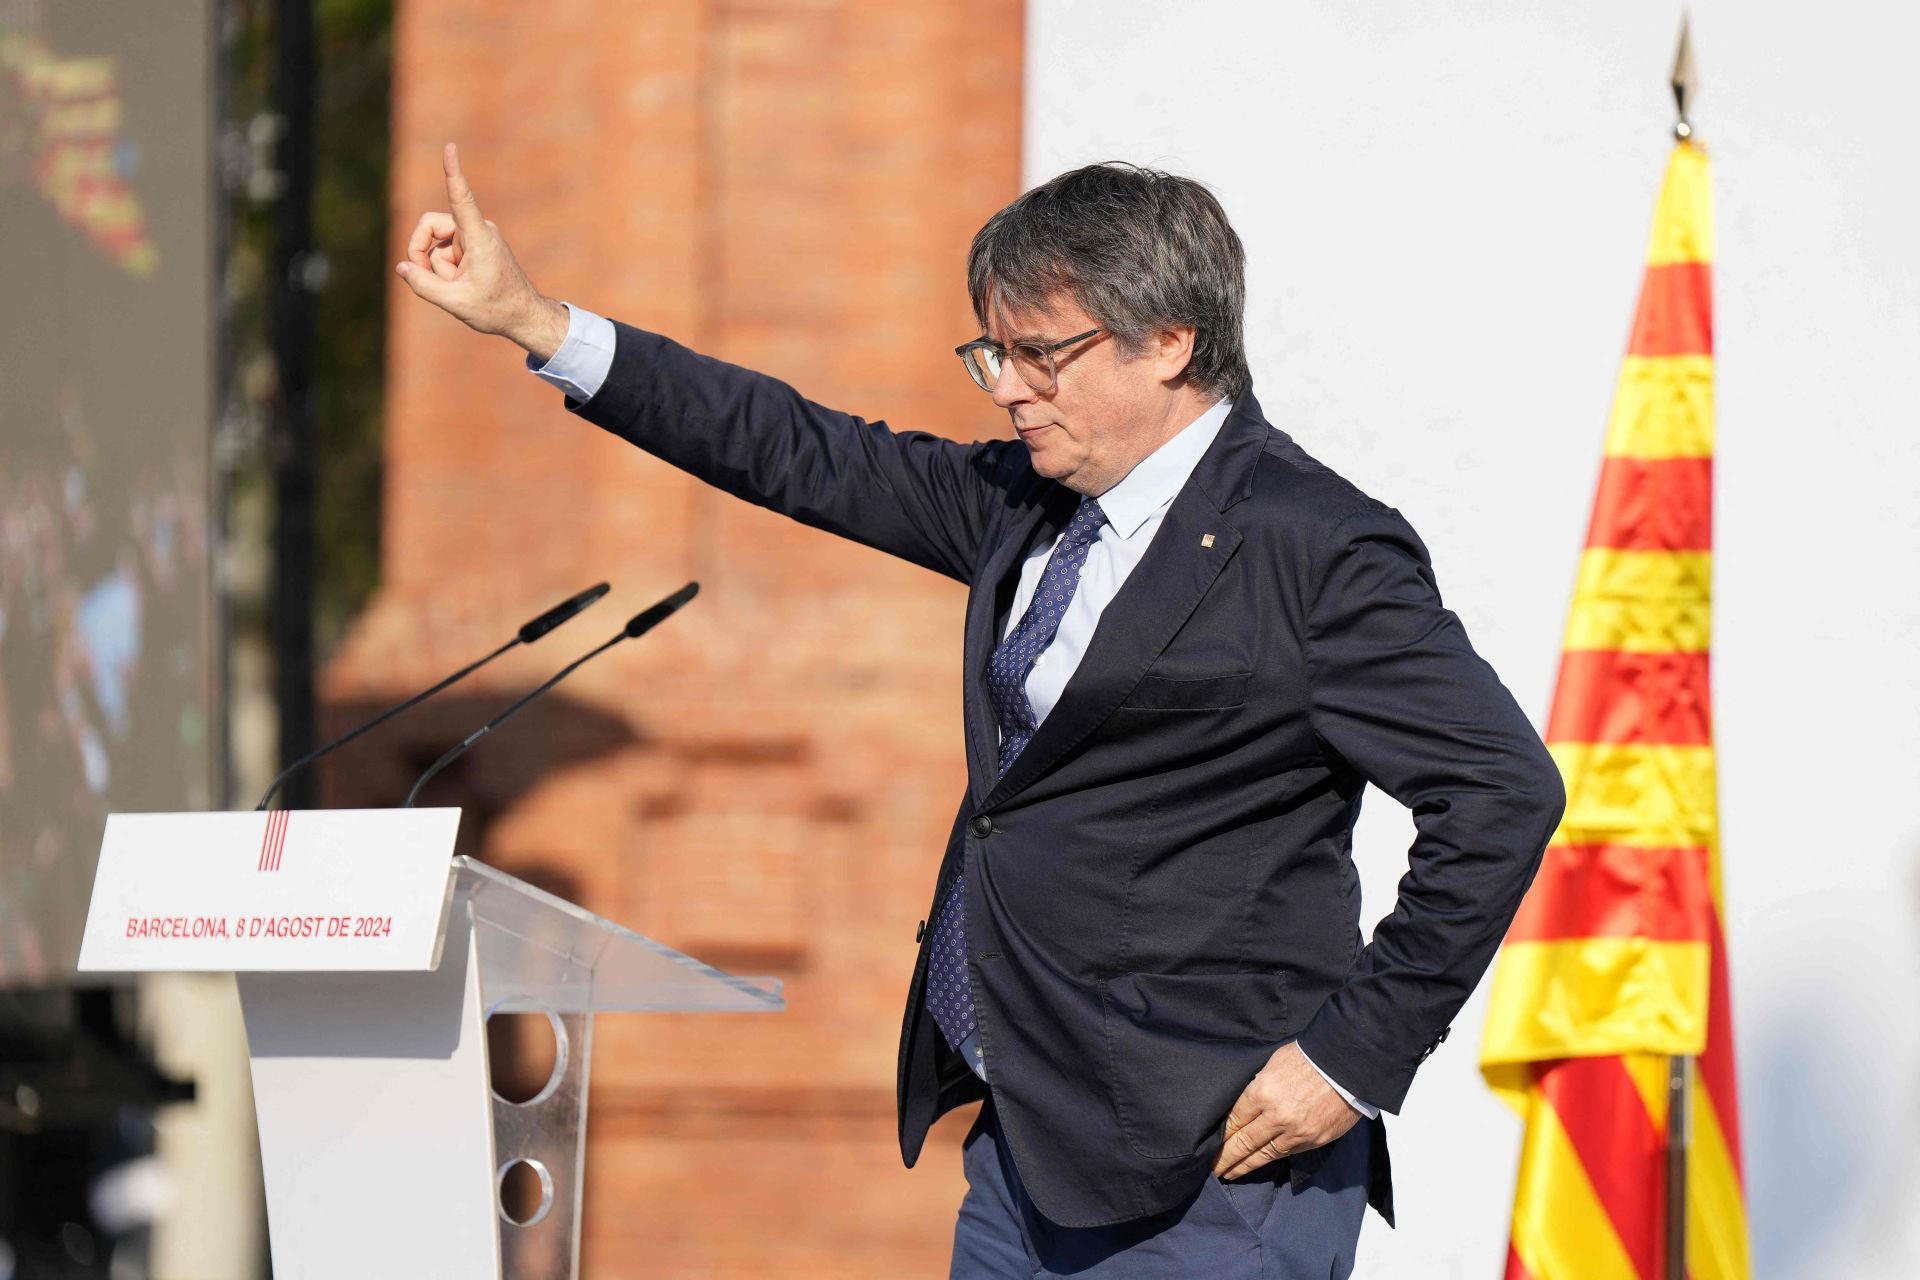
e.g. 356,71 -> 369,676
982,398 -> 1273,809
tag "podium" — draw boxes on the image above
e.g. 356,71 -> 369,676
77,809 -> 785,1279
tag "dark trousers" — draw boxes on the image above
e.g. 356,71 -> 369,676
949,1100 -> 1369,1279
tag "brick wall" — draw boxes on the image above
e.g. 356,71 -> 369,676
324,1 -> 1023,1273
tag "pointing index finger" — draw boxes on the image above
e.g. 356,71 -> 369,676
443,142 -> 485,237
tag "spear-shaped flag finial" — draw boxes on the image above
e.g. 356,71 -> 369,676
1672,13 -> 1697,140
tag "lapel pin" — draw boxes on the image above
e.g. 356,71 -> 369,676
1201,533 -> 1216,548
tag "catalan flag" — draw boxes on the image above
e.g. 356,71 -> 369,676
1479,138 -> 1750,1280
0,31 -> 160,277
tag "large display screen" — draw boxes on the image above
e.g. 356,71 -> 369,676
0,2 -> 215,983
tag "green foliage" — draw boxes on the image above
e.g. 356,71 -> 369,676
310,0 -> 393,651
226,0 -> 393,657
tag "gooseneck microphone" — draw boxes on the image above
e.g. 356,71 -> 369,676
254,582 -> 611,810
402,582 -> 699,809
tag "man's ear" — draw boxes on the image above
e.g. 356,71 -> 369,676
1155,324 -> 1197,383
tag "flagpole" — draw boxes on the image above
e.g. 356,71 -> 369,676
1664,20 -> 1697,1280
1666,1054 -> 1691,1278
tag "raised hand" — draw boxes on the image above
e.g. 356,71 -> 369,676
395,143 -> 570,361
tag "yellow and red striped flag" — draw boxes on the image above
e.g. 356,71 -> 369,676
1479,138 -> 1750,1280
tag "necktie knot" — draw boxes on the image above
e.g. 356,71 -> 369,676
1066,496 -> 1107,549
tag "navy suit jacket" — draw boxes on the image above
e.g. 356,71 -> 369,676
565,322 -> 1566,1229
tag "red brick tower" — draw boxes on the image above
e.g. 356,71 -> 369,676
325,2 -> 1023,1272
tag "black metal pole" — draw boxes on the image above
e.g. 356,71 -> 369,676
270,0 -> 317,808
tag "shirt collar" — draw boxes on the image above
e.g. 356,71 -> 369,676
1094,398 -> 1233,540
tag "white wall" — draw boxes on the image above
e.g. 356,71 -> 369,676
1027,4 -> 1920,1276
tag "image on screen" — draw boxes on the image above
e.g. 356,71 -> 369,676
0,0 -> 215,984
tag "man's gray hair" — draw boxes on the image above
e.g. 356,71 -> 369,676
967,162 -> 1251,401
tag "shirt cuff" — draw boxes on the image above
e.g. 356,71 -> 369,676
1301,1045 -> 1379,1119
525,301 -> 616,403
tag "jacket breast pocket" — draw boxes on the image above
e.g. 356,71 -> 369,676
1120,671 -> 1252,711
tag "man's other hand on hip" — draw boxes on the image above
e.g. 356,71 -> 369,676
1213,1040 -> 1362,1180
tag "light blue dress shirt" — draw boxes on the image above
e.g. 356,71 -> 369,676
531,303 -> 1378,1120
998,397 -> 1230,711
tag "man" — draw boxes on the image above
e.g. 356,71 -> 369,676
398,144 -> 1565,1277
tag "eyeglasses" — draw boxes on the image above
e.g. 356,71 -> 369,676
954,328 -> 1104,395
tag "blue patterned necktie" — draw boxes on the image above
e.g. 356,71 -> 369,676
925,496 -> 1108,1062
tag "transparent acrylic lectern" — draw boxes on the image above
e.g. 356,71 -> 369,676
78,809 -> 784,1278
233,855 -> 784,1280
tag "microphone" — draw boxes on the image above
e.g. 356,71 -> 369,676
403,582 -> 699,809
517,583 -> 613,644
254,582 -> 610,810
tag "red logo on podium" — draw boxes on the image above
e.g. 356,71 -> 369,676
258,810 -> 289,872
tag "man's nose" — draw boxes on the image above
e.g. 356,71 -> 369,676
990,358 -> 1035,410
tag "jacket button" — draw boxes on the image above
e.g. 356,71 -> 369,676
968,814 -> 994,839
915,919 -> 926,943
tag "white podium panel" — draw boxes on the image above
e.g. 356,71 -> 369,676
238,907 -> 501,1279
80,812 -> 785,1280
78,808 -> 463,972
